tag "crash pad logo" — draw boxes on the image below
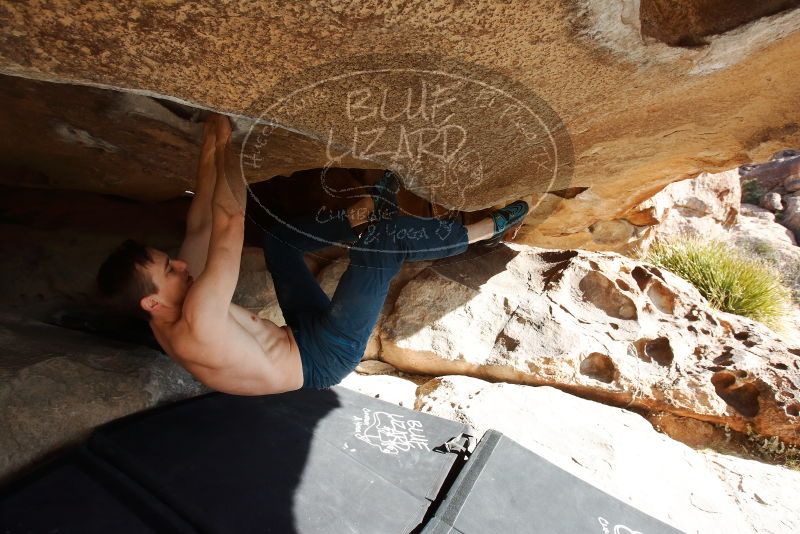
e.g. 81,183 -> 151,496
352,408 -> 429,455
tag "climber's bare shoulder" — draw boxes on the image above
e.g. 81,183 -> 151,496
150,299 -> 304,396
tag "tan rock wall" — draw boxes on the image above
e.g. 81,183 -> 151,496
1,1 -> 799,250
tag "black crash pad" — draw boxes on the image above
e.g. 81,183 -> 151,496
421,429 -> 684,534
0,387 -> 471,534
1,388 -> 686,534
0,453 -> 162,534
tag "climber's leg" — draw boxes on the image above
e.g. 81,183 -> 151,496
299,216 -> 469,389
261,208 -> 359,328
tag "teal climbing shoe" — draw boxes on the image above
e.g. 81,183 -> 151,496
482,200 -> 529,247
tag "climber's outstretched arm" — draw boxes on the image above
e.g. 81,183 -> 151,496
178,116 -> 218,276
182,115 -> 245,335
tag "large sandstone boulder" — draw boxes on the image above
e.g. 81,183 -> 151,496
380,243 -> 800,446
608,166 -> 800,346
415,376 -> 800,534
761,192 -> 784,212
2,2 -> 800,251
739,150 -> 800,195
0,314 -> 206,484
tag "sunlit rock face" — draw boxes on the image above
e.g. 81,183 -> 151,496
379,244 -> 800,446
1,1 -> 800,251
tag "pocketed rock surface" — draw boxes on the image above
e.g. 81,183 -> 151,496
379,243 -> 800,446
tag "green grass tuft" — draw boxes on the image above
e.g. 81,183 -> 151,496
646,238 -> 791,329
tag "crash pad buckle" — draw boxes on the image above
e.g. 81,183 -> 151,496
434,433 -> 475,456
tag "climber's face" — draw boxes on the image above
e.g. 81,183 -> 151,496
139,248 -> 194,316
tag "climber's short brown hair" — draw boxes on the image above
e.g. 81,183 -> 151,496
96,239 -> 158,321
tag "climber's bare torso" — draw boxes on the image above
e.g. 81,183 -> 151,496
150,290 -> 304,395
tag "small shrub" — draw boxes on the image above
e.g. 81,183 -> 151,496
646,238 -> 791,329
741,178 -> 764,205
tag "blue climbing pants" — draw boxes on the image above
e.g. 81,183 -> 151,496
261,208 -> 469,389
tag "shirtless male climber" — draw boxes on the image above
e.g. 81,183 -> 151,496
96,114 -> 529,395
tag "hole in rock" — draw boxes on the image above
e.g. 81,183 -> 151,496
646,280 -> 676,314
542,261 -> 571,291
643,337 -> 674,366
631,266 -> 652,291
495,330 -> 520,352
647,266 -> 665,281
539,250 -> 578,264
579,271 -> 638,320
615,279 -> 632,292
579,353 -> 616,383
787,403 -> 800,417
684,307 -> 701,321
712,355 -> 733,366
710,370 -> 761,417
547,186 -> 589,199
